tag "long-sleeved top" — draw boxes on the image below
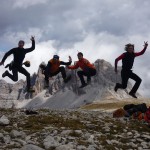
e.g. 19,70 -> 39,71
1,40 -> 35,66
115,46 -> 147,70
68,58 -> 96,71
47,59 -> 72,73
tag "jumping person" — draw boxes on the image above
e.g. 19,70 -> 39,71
114,41 -> 148,98
0,36 -> 35,92
40,55 -> 72,87
68,52 -> 96,88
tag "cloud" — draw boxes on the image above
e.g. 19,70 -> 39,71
1,0 -> 149,49
12,0 -> 48,9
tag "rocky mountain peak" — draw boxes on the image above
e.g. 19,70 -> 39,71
95,59 -> 112,71
0,59 -> 141,109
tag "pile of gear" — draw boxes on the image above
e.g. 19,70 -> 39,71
113,103 -> 150,124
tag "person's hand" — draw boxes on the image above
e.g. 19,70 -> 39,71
144,41 -> 148,47
30,36 -> 35,41
69,56 -> 72,62
0,61 -> 4,66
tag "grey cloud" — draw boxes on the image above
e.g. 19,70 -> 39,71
0,0 -> 150,97
1,0 -> 150,49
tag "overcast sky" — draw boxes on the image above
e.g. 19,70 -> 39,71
0,0 -> 150,97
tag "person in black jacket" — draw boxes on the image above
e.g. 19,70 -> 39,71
114,41 -> 148,98
40,55 -> 72,87
0,36 -> 35,92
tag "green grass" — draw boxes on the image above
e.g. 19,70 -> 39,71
81,100 -> 149,110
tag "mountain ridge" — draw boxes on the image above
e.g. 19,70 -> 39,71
0,59 -> 141,109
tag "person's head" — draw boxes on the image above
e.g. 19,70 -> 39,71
125,43 -> 134,53
18,40 -> 25,48
53,55 -> 59,62
77,52 -> 83,60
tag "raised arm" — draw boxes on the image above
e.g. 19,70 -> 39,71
25,36 -> 35,53
134,41 -> 148,57
68,61 -> 79,70
114,53 -> 125,73
60,56 -> 72,65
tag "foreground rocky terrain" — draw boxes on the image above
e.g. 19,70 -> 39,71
0,108 -> 150,150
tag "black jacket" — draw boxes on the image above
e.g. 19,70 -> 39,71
122,52 -> 135,70
1,40 -> 35,66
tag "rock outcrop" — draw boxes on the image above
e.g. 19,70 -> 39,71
0,59 -> 140,109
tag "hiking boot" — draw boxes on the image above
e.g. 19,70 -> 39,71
27,87 -> 35,93
2,70 -> 9,78
79,83 -> 88,88
129,92 -> 137,99
114,83 -> 119,92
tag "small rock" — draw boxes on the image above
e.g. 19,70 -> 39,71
43,135 -> 60,149
55,144 -> 75,150
77,145 -> 86,150
0,115 -> 10,125
127,132 -> 133,136
20,144 -> 44,150
141,142 -> 148,149
3,135 -> 11,144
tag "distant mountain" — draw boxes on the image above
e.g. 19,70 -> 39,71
0,59 -> 141,109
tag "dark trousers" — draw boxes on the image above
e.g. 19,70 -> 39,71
117,69 -> 142,94
7,65 -> 31,90
77,68 -> 96,85
44,66 -> 66,84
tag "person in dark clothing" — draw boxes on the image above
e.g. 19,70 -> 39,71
68,52 -> 96,88
114,41 -> 148,98
40,55 -> 72,87
0,36 -> 35,92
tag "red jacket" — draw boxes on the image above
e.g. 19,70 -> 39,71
68,58 -> 95,70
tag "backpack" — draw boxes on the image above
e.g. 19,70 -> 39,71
124,104 -> 135,111
132,112 -> 145,121
123,103 -> 147,116
113,108 -> 127,118
144,107 -> 150,123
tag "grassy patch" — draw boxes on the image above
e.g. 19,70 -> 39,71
81,100 -> 148,110
16,114 -> 87,133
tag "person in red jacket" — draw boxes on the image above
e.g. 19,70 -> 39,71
114,41 -> 148,98
68,52 -> 96,88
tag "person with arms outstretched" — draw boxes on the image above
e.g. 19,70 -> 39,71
68,52 -> 96,88
40,55 -> 72,87
114,41 -> 148,98
0,36 -> 35,92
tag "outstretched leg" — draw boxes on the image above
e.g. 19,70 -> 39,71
17,66 -> 31,91
59,66 -> 67,79
129,72 -> 141,98
50,67 -> 70,83
2,68 -> 18,82
114,70 -> 130,92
